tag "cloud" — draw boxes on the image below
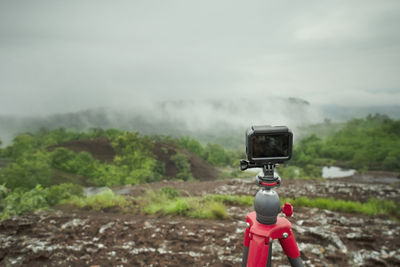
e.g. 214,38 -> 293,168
0,0 -> 399,116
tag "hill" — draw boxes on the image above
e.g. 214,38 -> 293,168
49,137 -> 220,181
0,129 -> 226,190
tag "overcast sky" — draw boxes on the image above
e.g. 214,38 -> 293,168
0,0 -> 399,115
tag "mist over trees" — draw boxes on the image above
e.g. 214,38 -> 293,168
1,97 -> 399,150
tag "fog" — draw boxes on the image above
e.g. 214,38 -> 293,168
0,0 -> 399,125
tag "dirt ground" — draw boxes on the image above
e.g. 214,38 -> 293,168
1,175 -> 400,267
48,138 -> 116,163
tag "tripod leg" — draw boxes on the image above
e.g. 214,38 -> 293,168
242,246 -> 249,267
242,223 -> 251,267
242,239 -> 272,267
246,235 -> 270,267
266,240 -> 272,267
288,257 -> 304,267
279,231 -> 304,267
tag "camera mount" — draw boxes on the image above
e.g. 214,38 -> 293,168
240,161 -> 281,189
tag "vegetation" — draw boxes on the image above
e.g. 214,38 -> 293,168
220,168 -> 258,179
66,188 -> 132,212
0,129 -> 165,189
197,193 -> 400,219
170,152 -> 193,181
0,128 -> 244,191
176,137 -> 243,167
291,114 -> 400,172
141,191 -> 400,220
204,194 -> 253,206
111,132 -> 162,184
1,114 -> 399,221
0,151 -> 52,189
277,165 -> 323,180
284,196 -> 399,219
140,188 -> 230,220
2,181 -> 399,221
0,183 -> 83,220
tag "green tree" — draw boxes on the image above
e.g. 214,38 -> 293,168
0,151 -> 52,189
171,152 -> 193,181
0,139 -> 3,157
0,185 -> 49,219
178,137 -> 204,157
5,134 -> 34,159
111,131 -> 161,184
202,143 -> 230,166
293,115 -> 400,172
50,148 -> 99,177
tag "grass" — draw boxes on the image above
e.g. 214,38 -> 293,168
62,186 -> 400,221
204,194 -> 253,206
219,166 -> 258,179
140,188 -> 230,219
66,188 -> 132,212
197,193 -> 400,219
284,196 -> 400,219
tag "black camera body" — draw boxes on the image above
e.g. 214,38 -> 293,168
241,125 -> 293,170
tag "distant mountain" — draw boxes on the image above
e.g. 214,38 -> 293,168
0,97 -> 398,148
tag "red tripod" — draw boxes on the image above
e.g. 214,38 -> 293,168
241,165 -> 304,267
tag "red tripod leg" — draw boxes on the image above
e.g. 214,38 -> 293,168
279,230 -> 304,267
246,234 -> 270,267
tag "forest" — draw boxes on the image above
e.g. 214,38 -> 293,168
0,114 -> 399,220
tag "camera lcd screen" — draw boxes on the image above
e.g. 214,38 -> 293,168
252,134 -> 290,158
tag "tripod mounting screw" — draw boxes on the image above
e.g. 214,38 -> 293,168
282,232 -> 289,239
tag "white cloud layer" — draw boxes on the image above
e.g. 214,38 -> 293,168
0,0 -> 399,115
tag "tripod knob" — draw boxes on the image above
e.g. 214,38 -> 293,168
282,203 -> 293,217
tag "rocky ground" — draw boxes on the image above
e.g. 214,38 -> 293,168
1,175 -> 400,267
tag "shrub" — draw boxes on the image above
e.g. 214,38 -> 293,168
94,164 -> 127,186
164,198 -> 191,215
189,201 -> 229,219
46,183 -> 84,206
202,143 -> 231,166
177,137 -> 204,157
140,189 -> 230,220
50,148 -> 99,177
66,188 -> 131,212
0,151 -> 52,190
0,185 -> 49,220
0,183 -> 85,220
111,132 -> 162,184
170,152 -> 193,181
293,115 -> 400,172
0,184 -> 8,211
160,186 -> 180,199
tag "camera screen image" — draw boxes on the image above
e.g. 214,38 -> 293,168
252,134 -> 290,158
